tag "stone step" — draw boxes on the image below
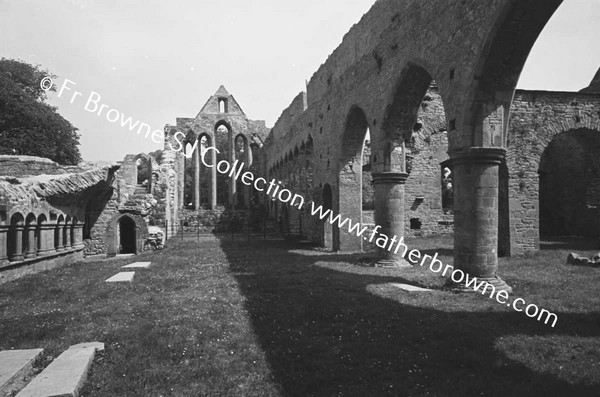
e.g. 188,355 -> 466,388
16,342 -> 104,397
0,349 -> 44,395
121,262 -> 151,269
389,283 -> 433,292
105,272 -> 135,283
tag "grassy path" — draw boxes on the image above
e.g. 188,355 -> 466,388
1,235 -> 599,396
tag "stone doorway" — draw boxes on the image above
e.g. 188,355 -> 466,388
118,216 -> 137,254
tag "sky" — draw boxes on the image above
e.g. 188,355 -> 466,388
1,0 -> 599,162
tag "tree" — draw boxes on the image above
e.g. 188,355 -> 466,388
0,58 -> 81,165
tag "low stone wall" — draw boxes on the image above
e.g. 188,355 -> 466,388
179,208 -> 268,232
0,248 -> 84,285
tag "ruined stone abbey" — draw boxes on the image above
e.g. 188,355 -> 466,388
2,0 -> 600,292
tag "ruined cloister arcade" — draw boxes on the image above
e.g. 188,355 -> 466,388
260,0 -> 568,294
3,0 -> 600,293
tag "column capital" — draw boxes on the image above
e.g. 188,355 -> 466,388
371,172 -> 409,185
449,147 -> 506,166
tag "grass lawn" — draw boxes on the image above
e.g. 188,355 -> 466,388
1,234 -> 599,396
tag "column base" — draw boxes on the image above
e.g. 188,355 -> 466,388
446,276 -> 513,294
25,253 -> 37,259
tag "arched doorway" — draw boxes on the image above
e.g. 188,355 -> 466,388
539,128 -> 600,237
118,216 -> 137,254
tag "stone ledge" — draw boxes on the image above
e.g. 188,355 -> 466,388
0,247 -> 84,271
0,249 -> 84,285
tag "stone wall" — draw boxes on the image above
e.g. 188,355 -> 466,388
83,152 -> 168,256
507,89 -> 600,254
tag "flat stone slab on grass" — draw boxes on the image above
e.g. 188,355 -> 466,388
389,283 -> 433,292
0,349 -> 44,394
105,272 -> 135,283
121,262 -> 151,269
16,343 -> 104,397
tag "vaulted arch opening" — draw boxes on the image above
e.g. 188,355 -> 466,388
8,213 -> 24,262
337,106 -> 370,252
539,128 -> 600,238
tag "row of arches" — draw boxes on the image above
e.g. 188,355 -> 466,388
268,136 -> 314,234
3,212 -> 83,263
269,135 -> 314,173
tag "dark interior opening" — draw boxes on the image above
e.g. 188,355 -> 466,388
410,218 -> 422,230
119,216 -> 136,254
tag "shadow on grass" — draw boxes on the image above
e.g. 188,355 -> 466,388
218,238 -> 600,396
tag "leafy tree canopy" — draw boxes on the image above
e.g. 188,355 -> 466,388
0,58 -> 81,165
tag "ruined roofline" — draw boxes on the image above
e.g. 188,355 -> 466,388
0,155 -> 56,164
267,0 -> 386,142
305,0 -> 388,102
515,88 -> 600,97
267,90 -> 307,143
0,165 -> 120,201
579,66 -> 600,93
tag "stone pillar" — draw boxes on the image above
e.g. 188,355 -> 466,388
55,225 -> 64,252
39,224 -> 56,254
12,225 -> 24,262
372,172 -> 410,266
451,147 -> 512,293
194,147 -> 201,210
244,146 -> 252,209
73,223 -> 85,249
0,225 -> 9,265
25,224 -> 37,258
228,133 -> 236,209
207,147 -> 217,210
63,226 -> 71,249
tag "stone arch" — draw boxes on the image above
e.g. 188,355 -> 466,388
118,216 -> 136,254
105,213 -> 148,256
371,62 -> 447,264
234,133 -> 252,208
195,132 -> 217,209
379,62 -> 439,173
36,213 -> 47,253
538,128 -> 600,237
134,153 -> 153,193
24,213 -> 36,258
8,212 -> 24,262
335,105 -> 371,252
54,214 -> 64,251
214,120 -> 233,206
505,96 -> 600,254
460,0 -> 563,150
